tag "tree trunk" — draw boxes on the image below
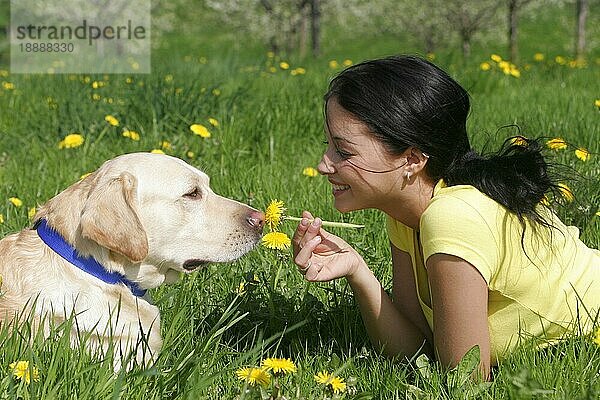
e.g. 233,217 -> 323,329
298,2 -> 309,58
508,0 -> 519,62
575,0 -> 588,61
461,32 -> 471,58
310,0 -> 321,57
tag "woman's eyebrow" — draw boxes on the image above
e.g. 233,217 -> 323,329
331,135 -> 357,145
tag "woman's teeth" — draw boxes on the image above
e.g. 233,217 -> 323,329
332,184 -> 350,191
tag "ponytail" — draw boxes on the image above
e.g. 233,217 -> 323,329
443,136 -> 559,225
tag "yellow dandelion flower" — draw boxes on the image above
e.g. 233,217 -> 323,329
595,99 -> 600,108
426,53 -> 435,61
104,115 -> 119,126
208,117 -> 219,127
265,200 -> 286,231
328,60 -> 339,69
236,281 -> 246,295
0,214 -> 4,224
575,148 -> 590,161
186,151 -> 195,159
58,133 -> 84,149
342,59 -> 353,67
279,61 -> 290,70
329,376 -> 347,394
314,371 -> 347,394
3,82 -> 16,90
491,54 -> 502,63
122,130 -> 140,141
546,138 -> 568,150
9,197 -> 23,207
314,371 -> 333,384
509,67 -> 521,78
593,328 -> 600,346
555,56 -> 566,65
236,367 -> 271,387
480,62 -> 491,71
540,195 -> 550,206
211,88 -> 221,96
261,232 -> 291,250
291,67 -> 306,76
303,167 -> 319,177
150,149 -> 165,154
9,361 -> 40,384
164,74 -> 174,83
92,93 -> 101,101
533,53 -> 545,62
160,140 -> 172,150
28,207 -> 36,220
558,183 -> 574,202
261,358 -> 297,375
190,124 -> 211,138
510,136 -> 528,146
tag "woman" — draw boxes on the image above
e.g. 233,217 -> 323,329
292,55 -> 599,379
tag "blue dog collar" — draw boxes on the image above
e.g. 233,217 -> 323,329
35,219 -> 146,297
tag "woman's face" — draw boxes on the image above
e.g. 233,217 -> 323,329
318,98 -> 408,213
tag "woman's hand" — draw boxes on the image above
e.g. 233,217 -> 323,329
292,211 -> 363,281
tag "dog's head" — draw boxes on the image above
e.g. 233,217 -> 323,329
37,153 -> 264,279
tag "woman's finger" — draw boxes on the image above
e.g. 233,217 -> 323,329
294,235 -> 321,271
305,261 -> 325,282
299,217 -> 322,249
291,211 -> 315,249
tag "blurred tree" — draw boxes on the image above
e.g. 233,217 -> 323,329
357,0 -> 450,54
575,0 -> 588,61
507,0 -> 536,62
441,0 -> 503,58
206,0 -> 323,56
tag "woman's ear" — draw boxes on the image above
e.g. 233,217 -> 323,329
80,172 -> 148,262
405,147 -> 430,176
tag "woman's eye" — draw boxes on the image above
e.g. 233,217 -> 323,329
184,188 -> 201,199
335,148 -> 353,159
323,140 -> 352,159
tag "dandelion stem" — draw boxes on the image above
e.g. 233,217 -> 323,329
283,216 -> 364,229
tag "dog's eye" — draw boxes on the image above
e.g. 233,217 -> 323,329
184,188 -> 202,199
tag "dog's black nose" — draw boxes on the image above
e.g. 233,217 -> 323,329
246,210 -> 265,230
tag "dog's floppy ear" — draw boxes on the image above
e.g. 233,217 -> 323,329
80,172 -> 148,262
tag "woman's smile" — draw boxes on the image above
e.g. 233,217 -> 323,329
330,180 -> 351,196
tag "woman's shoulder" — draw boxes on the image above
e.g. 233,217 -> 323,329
424,180 -> 502,221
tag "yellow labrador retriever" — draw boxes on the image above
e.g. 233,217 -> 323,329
0,152 -> 264,368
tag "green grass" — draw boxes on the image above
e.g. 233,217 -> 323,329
0,9 -> 599,400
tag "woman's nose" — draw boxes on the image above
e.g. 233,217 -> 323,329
317,153 -> 334,175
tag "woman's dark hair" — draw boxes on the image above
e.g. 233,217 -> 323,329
324,54 -> 559,226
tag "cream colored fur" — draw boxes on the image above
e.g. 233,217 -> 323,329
0,152 -> 263,369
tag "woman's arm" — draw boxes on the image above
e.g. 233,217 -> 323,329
345,245 -> 435,359
427,253 -> 491,380
292,212 -> 431,359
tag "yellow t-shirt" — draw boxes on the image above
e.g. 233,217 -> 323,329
386,180 -> 599,363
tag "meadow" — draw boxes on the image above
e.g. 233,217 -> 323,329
0,6 -> 599,400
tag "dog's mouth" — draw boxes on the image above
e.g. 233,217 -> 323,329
182,259 -> 211,272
